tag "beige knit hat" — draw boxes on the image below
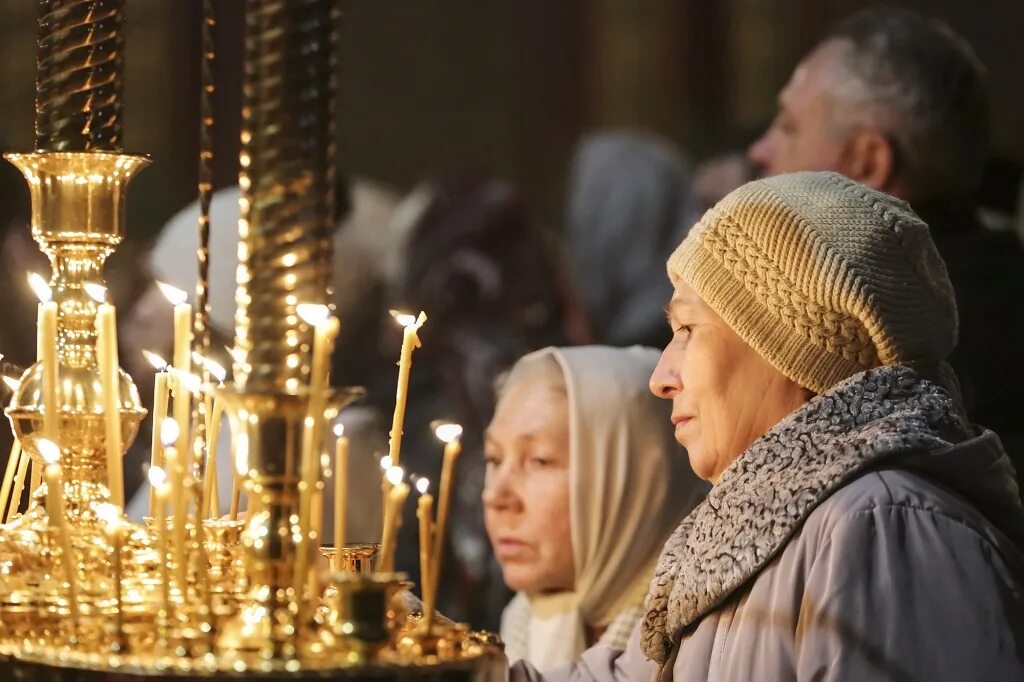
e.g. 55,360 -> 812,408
667,171 -> 958,393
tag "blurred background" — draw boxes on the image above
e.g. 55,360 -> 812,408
2,0 -> 1022,242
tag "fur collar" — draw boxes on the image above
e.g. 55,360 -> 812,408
640,365 -> 969,664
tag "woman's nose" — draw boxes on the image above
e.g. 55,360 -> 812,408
649,347 -> 682,399
482,467 -> 520,511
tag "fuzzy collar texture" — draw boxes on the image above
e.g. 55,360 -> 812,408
640,365 -> 972,664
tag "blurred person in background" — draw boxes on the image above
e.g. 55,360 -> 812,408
746,7 -> 1024,480
380,176 -> 591,629
485,346 -> 706,668
565,132 -> 699,350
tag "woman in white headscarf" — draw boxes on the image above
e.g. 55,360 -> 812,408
483,345 -> 707,669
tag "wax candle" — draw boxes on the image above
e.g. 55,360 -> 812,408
0,440 -> 21,523
96,503 -> 125,649
378,466 -> 409,573
38,438 -> 79,630
332,424 -> 348,572
428,423 -> 463,620
7,448 -> 29,523
148,466 -> 172,637
96,299 -> 124,506
159,282 -> 193,474
39,299 -> 58,442
148,370 -> 169,516
416,478 -> 434,627
203,397 -> 223,518
386,311 -> 426,467
160,418 -> 188,593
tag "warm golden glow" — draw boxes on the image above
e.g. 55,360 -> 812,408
142,350 -> 168,371
26,272 -> 51,303
37,438 -> 60,465
434,423 -> 464,443
156,281 -> 188,307
296,303 -> 330,326
159,418 -> 180,447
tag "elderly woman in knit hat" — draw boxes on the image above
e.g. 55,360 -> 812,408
485,346 -> 706,669
509,171 -> 1024,681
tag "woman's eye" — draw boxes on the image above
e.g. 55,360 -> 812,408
528,456 -> 551,468
675,324 -> 694,336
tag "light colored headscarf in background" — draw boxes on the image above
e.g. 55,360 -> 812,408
500,345 -> 707,669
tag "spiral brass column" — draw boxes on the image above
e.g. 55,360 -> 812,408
219,0 -> 345,661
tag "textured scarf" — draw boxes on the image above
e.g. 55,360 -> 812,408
640,364 -> 971,664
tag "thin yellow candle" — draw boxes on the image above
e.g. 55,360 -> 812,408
159,282 -> 193,474
416,478 -> 435,627
7,448 -> 29,522
95,297 -> 124,506
387,311 -> 426,467
148,466 -> 172,639
147,367 -> 170,516
38,438 -> 79,630
428,423 -> 463,621
0,439 -> 22,523
160,418 -> 188,593
38,298 -> 58,442
378,466 -> 409,573
96,503 -> 125,649
204,397 -> 223,517
294,304 -> 340,597
332,424 -> 348,572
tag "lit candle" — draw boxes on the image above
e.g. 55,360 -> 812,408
194,353 -> 226,518
387,311 -> 426,467
29,274 -> 58,492
159,282 -> 193,475
0,439 -> 22,523
38,438 -> 79,630
87,284 -> 124,507
143,352 -> 170,517
160,418 -> 189,593
148,466 -> 172,638
378,466 -> 409,573
294,304 -> 340,596
428,423 -> 463,621
332,424 -> 348,571
416,478 -> 435,628
96,502 -> 125,649
7,448 -> 29,523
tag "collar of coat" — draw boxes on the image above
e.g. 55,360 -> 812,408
640,364 -> 970,664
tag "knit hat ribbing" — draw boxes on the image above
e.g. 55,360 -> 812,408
667,171 -> 958,394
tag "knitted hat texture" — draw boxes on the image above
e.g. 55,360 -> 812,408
667,171 -> 958,393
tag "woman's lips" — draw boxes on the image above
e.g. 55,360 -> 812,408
496,539 -> 529,559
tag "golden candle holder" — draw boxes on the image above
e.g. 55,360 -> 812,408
319,543 -> 379,575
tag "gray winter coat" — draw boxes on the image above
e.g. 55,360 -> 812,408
512,365 -> 1024,681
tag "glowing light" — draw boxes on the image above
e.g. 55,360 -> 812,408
385,466 -> 405,486
171,370 -> 202,394
160,418 -> 180,447
27,272 -> 51,303
416,477 -> 430,495
379,455 -> 392,471
142,350 -> 168,371
192,352 -> 227,383
2,376 -> 20,391
333,423 -> 345,437
296,303 -> 330,326
434,423 -> 464,443
156,281 -> 188,306
83,282 -> 107,303
37,438 -> 61,465
148,466 -> 168,490
389,310 -> 418,328
95,502 -> 120,526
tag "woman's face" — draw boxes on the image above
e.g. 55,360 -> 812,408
482,377 -> 574,593
650,280 -> 808,483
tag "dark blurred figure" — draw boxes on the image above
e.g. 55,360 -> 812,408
747,7 -> 1024,482
565,132 -> 698,349
377,177 -> 590,630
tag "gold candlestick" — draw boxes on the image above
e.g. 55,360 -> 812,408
38,439 -> 79,632
96,503 -> 125,651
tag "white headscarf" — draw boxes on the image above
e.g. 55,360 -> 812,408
500,345 -> 707,669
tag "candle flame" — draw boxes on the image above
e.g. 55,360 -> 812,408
379,455 -> 392,471
160,418 -> 180,447
333,423 -> 345,438
26,272 -> 52,303
192,352 -> 227,383
156,281 -> 188,307
416,477 -> 430,495
296,303 -> 331,326
148,466 -> 168,489
171,369 -> 202,394
389,309 -> 426,329
37,438 -> 60,465
95,502 -> 121,526
83,282 -> 107,303
142,350 -> 168,371
386,465 -> 405,486
2,376 -> 20,391
434,423 -> 463,443
226,346 -> 246,365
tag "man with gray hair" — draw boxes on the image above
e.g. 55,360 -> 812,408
748,7 -> 1024,481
